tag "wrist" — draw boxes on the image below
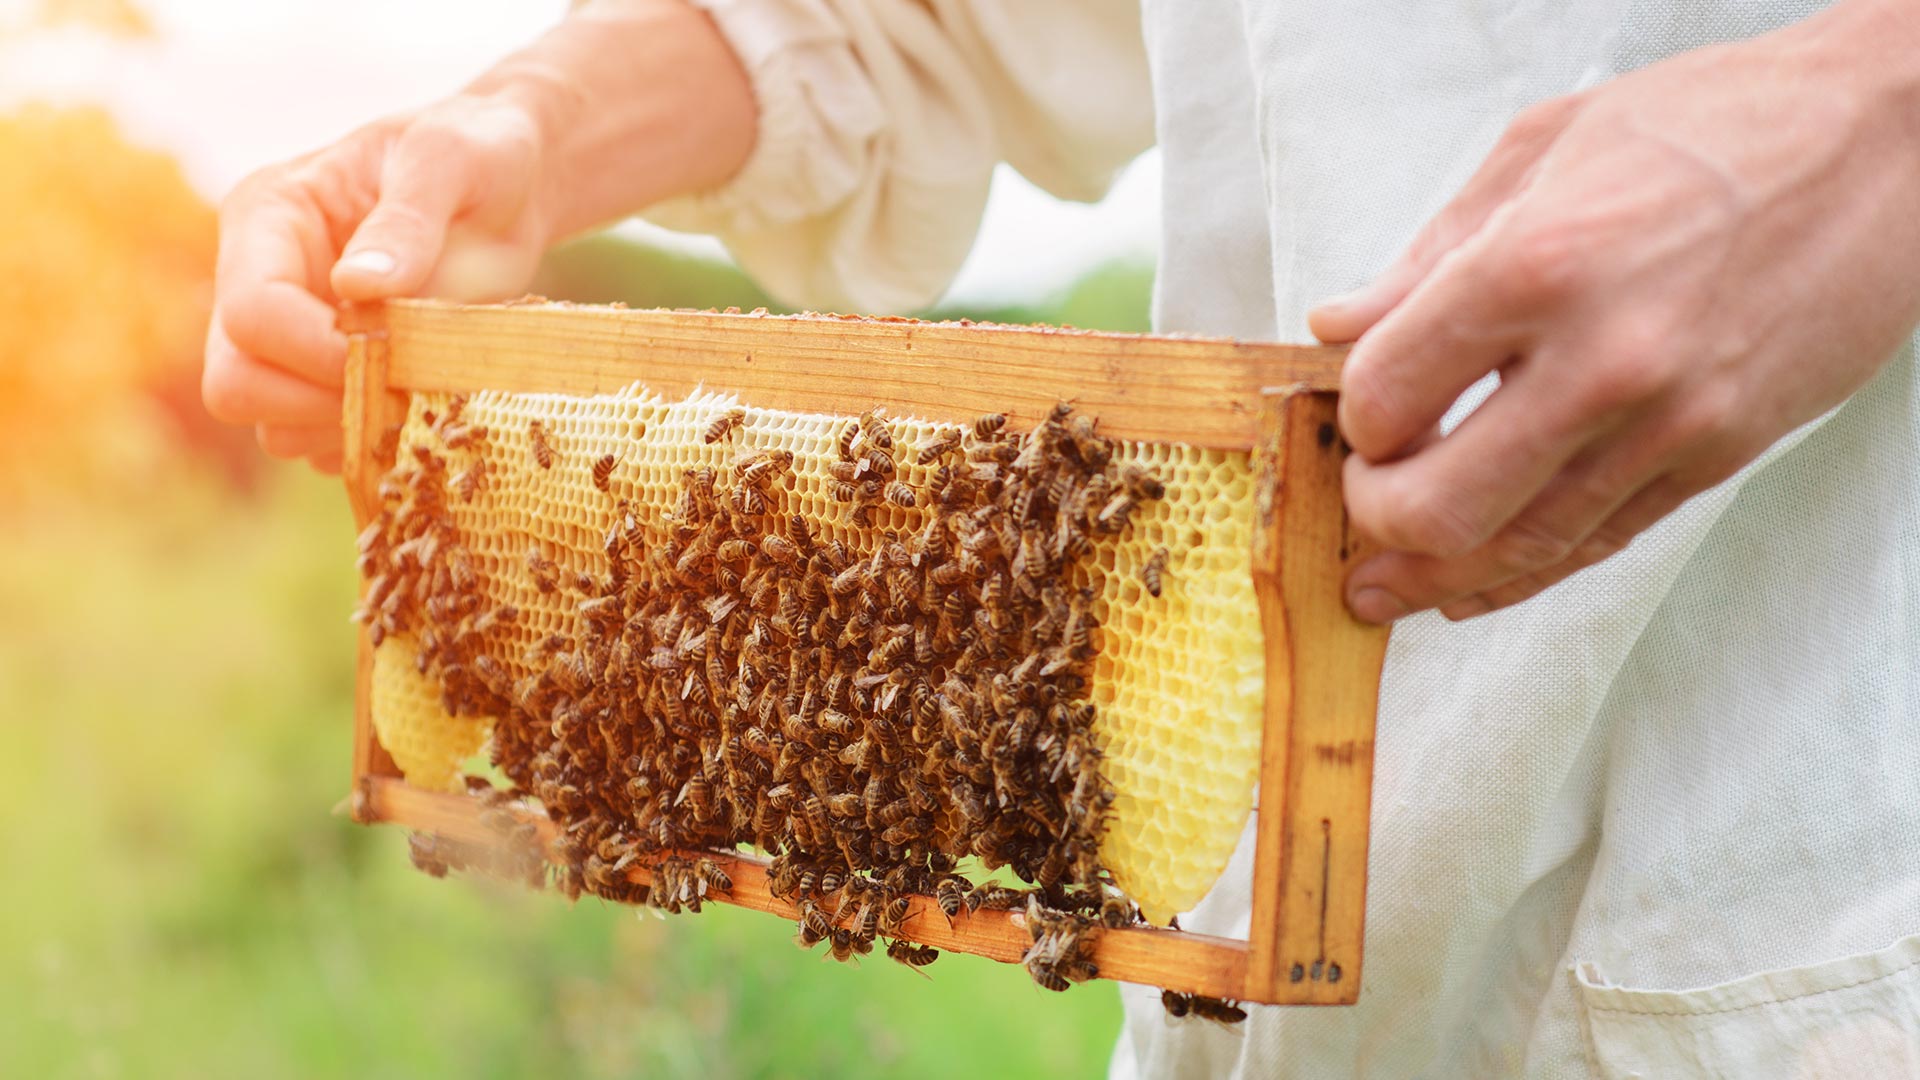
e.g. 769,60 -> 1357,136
468,0 -> 755,243
1796,1 -> 1920,114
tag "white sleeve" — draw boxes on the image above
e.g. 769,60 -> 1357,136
646,0 -> 1154,312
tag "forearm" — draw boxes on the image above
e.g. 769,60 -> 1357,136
469,0 -> 757,244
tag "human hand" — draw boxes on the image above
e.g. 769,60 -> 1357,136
1310,0 -> 1920,624
202,95 -> 553,473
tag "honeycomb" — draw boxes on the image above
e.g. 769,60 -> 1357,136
367,386 -> 1263,922
370,637 -> 494,792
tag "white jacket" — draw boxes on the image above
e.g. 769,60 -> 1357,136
655,1 -> 1920,1075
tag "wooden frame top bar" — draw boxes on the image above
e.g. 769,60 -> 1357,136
370,299 -> 1347,450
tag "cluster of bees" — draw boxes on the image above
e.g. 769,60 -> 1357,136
357,392 -> 1244,1023
354,400 -> 517,724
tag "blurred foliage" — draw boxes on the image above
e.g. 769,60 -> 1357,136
31,0 -> 155,38
0,104 -> 258,498
0,102 -> 1149,1080
534,232 -> 1155,334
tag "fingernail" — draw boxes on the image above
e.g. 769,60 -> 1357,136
1349,587 -> 1409,624
338,249 -> 396,277
1312,290 -> 1362,318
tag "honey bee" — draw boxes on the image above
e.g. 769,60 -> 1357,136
704,407 -> 747,444
966,884 -> 1026,912
852,898 -> 882,942
835,419 -> 860,461
862,447 -> 897,477
407,832 -> 450,878
694,857 -> 733,896
886,939 -> 939,976
453,457 -> 489,501
972,412 -> 1008,440
1031,967 -> 1071,993
916,429 -> 963,464
528,419 -> 555,469
736,449 -> 794,486
1066,415 -> 1111,467
1121,461 -> 1167,500
1096,490 -> 1138,531
525,548 -> 560,593
878,894 -> 913,936
934,878 -> 967,920
732,486 -> 769,516
827,926 -> 859,963
795,898 -> 834,948
1162,992 -> 1247,1027
885,481 -> 916,508
592,453 -> 617,491
1100,896 -> 1138,929
760,534 -> 800,564
858,407 -> 893,450
1140,546 -> 1169,597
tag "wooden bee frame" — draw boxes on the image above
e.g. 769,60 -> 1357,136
342,299 -> 1389,1006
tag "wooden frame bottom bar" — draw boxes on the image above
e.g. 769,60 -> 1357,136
364,777 -> 1252,1000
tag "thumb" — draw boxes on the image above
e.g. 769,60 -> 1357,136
330,131 -> 471,302
1309,95 -> 1584,344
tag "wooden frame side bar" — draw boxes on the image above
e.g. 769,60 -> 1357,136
364,779 -> 1255,1001
377,300 -> 1348,450
343,328 -> 404,817
1244,389 -> 1390,1005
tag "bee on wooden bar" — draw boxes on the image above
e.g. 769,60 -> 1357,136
694,857 -> 733,896
528,419 -> 555,469
878,894 -> 913,936
795,899 -> 834,948
1162,992 -> 1248,1027
407,833 -> 451,878
886,939 -> 939,976
972,412 -> 1008,441
704,407 -> 747,444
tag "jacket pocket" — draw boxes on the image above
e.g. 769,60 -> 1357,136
1572,933 -> 1920,1079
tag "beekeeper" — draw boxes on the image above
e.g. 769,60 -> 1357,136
203,0 -> 1920,1075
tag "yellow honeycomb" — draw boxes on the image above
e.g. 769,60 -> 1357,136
369,386 -> 1261,922
370,637 -> 493,793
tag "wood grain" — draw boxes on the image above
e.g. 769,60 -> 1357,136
365,779 -> 1257,1001
1245,389 -> 1390,1005
344,335 -> 403,811
370,300 -> 1348,450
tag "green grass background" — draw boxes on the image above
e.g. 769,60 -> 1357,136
0,239 -> 1154,1080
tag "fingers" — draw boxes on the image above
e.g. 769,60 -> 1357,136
1438,476 -> 1694,618
215,194 -> 348,388
1335,233 -> 1540,461
1309,95 -> 1584,344
1343,350 -> 1611,561
202,320 -> 341,428
256,422 -> 341,461
1343,421 -> 1663,621
331,126 -> 474,302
